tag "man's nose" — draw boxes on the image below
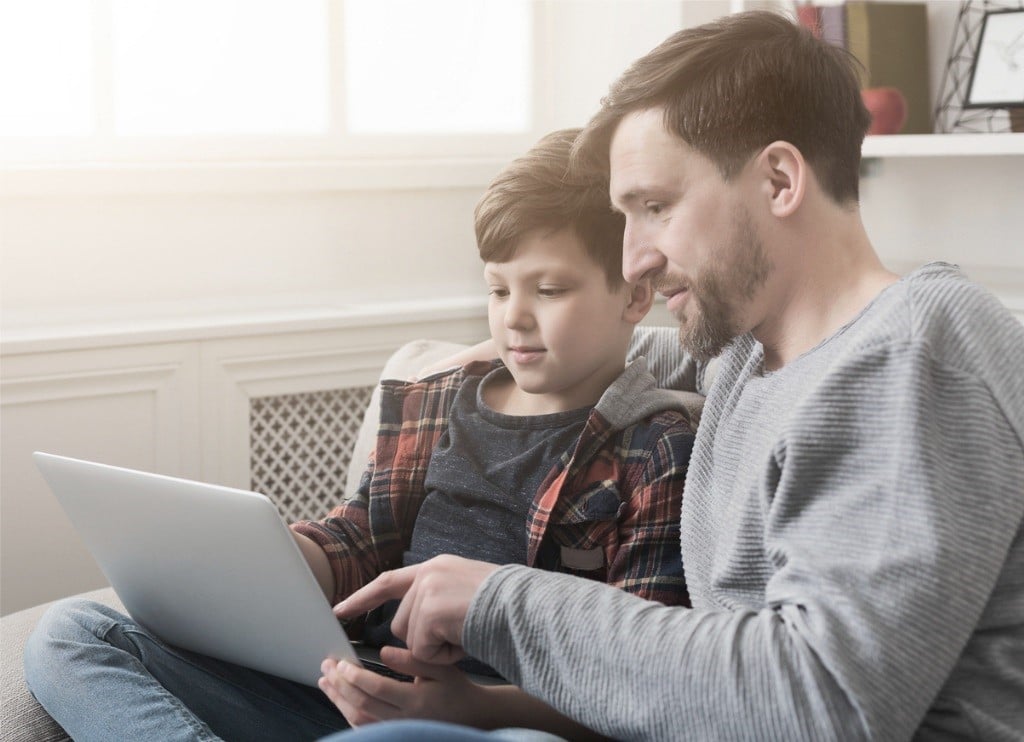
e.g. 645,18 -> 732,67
623,223 -> 665,284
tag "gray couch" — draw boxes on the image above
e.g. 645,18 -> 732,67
0,339 -> 468,742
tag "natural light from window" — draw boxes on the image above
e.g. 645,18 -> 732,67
0,0 -> 95,136
0,0 -> 533,161
111,0 -> 329,136
343,0 -> 531,134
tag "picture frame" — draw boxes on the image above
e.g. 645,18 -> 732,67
964,8 -> 1024,109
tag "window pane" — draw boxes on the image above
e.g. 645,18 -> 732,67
0,0 -> 95,136
343,0 -> 531,134
111,0 -> 328,135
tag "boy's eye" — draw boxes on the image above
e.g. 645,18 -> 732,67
489,287 -> 509,299
645,202 -> 665,216
538,286 -> 566,298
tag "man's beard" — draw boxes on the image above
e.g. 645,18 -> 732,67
670,208 -> 771,362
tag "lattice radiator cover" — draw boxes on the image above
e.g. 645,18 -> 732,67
250,386 -> 375,522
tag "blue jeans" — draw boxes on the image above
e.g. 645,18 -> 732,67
24,598 -> 350,741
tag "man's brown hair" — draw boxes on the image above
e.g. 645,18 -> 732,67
576,11 -> 871,204
475,128 -> 626,287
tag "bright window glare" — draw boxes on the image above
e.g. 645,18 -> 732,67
343,0 -> 531,134
111,0 -> 328,135
0,0 -> 94,136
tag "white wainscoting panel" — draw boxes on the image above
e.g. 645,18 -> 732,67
1,343 -> 201,614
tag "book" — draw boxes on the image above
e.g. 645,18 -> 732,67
797,4 -> 823,39
819,5 -> 847,49
845,1 -> 931,134
796,4 -> 845,48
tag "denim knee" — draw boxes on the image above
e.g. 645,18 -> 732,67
23,598 -> 120,695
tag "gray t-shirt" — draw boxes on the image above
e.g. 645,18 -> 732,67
465,263 -> 1024,741
404,367 -> 589,568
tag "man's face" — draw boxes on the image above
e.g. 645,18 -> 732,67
609,108 -> 772,360
485,228 -> 635,413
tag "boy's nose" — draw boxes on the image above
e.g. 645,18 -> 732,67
504,296 -> 534,330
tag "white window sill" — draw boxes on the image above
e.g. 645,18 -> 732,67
0,157 -> 508,197
1,294 -> 489,355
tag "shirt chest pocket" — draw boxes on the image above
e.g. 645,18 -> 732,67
542,480 -> 624,575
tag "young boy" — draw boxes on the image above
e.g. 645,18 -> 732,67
25,129 -> 694,741
305,128 -> 696,733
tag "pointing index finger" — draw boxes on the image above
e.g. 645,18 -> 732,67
333,564 -> 421,618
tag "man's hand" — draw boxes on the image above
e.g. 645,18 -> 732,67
334,554 -> 499,665
319,647 -> 486,728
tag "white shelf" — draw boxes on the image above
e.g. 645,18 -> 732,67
862,133 -> 1024,158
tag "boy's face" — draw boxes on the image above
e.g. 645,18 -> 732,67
485,228 -> 635,413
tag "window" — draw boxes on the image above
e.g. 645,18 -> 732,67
0,0 -> 95,137
343,0 -> 531,134
0,0 -> 534,164
111,0 -> 329,136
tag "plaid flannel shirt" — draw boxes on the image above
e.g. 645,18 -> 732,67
292,359 -> 693,608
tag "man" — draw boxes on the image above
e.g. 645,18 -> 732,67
327,11 -> 1024,741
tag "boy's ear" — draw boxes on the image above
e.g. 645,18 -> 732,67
622,280 -> 654,323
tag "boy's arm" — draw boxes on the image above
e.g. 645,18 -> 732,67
290,466 -> 388,605
292,530 -> 335,599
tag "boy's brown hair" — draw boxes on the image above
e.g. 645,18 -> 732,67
576,11 -> 871,204
475,128 -> 626,288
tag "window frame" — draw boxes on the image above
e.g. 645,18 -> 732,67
0,0 -> 550,169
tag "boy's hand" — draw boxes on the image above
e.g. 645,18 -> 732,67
333,555 -> 499,665
319,647 -> 484,727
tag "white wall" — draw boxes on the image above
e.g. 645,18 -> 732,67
861,156 -> 1024,292
0,1 -> 688,319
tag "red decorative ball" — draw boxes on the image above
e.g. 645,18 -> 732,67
861,87 -> 908,135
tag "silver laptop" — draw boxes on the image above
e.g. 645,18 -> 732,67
33,452 -> 390,686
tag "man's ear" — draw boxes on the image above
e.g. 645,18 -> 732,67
622,280 -> 654,323
756,141 -> 805,218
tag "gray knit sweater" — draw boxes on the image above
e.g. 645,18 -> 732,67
464,263 -> 1024,741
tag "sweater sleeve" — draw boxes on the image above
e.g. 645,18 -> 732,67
463,342 -> 1024,741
